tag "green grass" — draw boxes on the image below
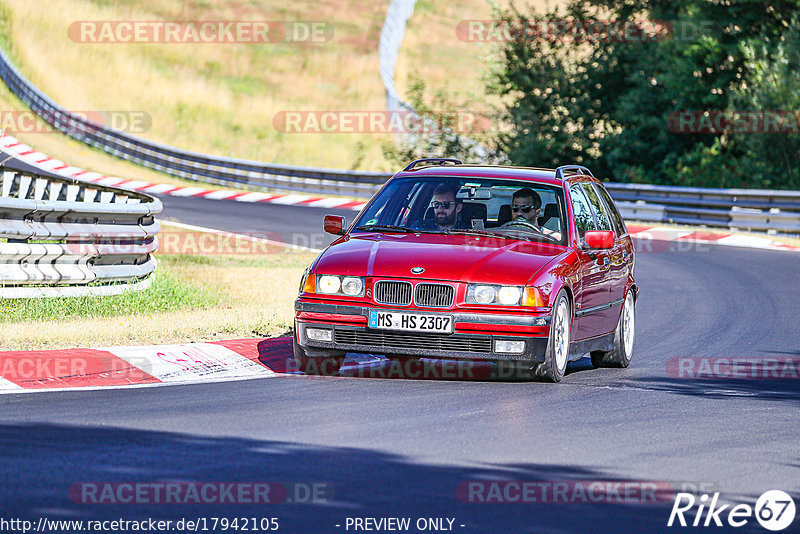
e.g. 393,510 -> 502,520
0,267 -> 217,322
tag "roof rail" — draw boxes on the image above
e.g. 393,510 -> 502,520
554,165 -> 594,181
403,158 -> 463,171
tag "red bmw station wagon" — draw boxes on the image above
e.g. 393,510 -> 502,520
293,159 -> 637,382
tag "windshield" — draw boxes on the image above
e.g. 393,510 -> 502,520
353,176 -> 568,245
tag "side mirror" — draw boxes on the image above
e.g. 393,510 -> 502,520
323,214 -> 347,236
584,230 -> 614,250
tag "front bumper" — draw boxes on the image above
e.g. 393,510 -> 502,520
295,300 -> 550,363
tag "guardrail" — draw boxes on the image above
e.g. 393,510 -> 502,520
606,183 -> 800,234
0,46 -> 799,234
0,165 -> 161,298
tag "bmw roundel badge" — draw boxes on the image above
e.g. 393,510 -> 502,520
411,267 -> 425,274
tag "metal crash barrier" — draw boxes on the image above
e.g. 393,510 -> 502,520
0,167 -> 161,298
607,183 -> 800,234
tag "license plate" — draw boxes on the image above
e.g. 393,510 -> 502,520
369,310 -> 453,334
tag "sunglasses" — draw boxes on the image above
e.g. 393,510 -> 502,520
430,201 -> 455,209
511,205 -> 536,213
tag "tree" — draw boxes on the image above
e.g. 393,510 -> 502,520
491,0 -> 800,188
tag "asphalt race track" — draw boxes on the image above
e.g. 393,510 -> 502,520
2,158 -> 799,533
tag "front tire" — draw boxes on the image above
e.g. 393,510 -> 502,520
293,335 -> 344,376
536,289 -> 571,382
591,290 -> 635,369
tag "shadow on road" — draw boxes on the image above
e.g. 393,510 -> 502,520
623,373 -> 800,405
0,422 -> 726,533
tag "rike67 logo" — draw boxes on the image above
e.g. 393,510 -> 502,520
668,490 -> 795,531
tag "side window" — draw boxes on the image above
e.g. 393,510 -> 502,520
593,184 -> 627,235
581,183 -> 612,232
570,185 -> 596,239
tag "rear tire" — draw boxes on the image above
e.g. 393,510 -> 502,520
536,289 -> 571,382
293,334 -> 344,376
591,290 -> 635,369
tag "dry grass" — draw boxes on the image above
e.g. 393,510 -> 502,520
1,0 -> 392,170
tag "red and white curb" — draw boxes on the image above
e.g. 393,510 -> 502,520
0,337 -> 386,393
625,224 -> 799,253
0,134 -> 368,211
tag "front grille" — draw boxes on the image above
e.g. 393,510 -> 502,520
374,280 -> 412,305
335,329 -> 493,353
415,283 -> 454,307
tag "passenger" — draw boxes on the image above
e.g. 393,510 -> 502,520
504,187 -> 557,237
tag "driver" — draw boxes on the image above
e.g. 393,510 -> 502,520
502,187 -> 557,237
417,182 -> 469,230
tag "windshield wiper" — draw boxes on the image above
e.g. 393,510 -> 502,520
355,224 -> 416,233
443,228 -> 517,239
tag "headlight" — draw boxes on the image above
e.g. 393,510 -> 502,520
466,284 -> 524,306
314,275 -> 365,297
497,286 -> 522,305
473,285 -> 495,304
318,275 -> 341,294
341,277 -> 364,296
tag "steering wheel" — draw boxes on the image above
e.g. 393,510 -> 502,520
500,217 -> 558,242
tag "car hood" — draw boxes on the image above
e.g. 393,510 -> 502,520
314,232 -> 567,286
